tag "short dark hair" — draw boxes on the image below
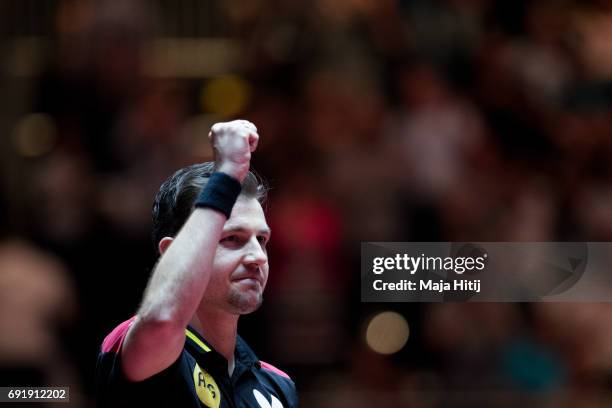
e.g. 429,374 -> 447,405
151,162 -> 267,251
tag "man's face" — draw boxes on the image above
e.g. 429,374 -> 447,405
203,197 -> 271,315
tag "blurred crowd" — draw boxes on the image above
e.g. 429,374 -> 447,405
2,0 -> 612,406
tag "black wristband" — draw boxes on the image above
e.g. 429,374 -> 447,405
194,172 -> 242,218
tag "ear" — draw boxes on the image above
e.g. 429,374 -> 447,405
158,237 -> 174,255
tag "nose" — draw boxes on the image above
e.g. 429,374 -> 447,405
243,236 -> 268,267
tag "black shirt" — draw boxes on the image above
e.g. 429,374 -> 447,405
96,317 -> 298,407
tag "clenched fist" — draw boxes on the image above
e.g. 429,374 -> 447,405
209,120 -> 259,182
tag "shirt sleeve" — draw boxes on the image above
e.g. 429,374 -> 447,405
286,378 -> 299,408
95,317 -> 186,407
95,318 -> 135,407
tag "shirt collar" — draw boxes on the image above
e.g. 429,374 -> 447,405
184,326 -> 259,369
235,335 -> 259,368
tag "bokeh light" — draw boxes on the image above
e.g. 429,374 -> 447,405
365,311 -> 410,355
201,75 -> 252,117
13,113 -> 57,158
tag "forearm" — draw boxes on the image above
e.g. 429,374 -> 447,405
137,207 -> 226,328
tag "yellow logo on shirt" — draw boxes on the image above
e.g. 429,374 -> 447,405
193,363 -> 220,408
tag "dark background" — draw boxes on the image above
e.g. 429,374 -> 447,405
2,0 -> 612,406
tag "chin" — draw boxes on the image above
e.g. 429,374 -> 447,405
228,290 -> 263,314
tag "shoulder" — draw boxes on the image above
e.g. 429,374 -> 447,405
257,360 -> 298,406
259,360 -> 291,380
257,360 -> 297,395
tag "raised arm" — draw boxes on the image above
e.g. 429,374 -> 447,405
120,120 -> 259,382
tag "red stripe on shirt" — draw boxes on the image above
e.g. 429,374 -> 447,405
101,316 -> 136,354
260,361 -> 291,379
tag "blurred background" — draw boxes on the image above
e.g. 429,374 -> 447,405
2,0 -> 612,406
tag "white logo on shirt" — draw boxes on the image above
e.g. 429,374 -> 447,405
253,389 -> 284,408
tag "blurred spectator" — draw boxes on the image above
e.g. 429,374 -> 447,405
0,240 -> 80,401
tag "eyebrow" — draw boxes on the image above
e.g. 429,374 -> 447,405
222,226 -> 272,236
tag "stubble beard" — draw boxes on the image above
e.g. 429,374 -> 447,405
227,287 -> 263,314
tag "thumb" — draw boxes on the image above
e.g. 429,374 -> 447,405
248,132 -> 259,152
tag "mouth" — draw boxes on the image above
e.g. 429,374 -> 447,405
231,275 -> 263,287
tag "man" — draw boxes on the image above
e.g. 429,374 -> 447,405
96,120 -> 298,407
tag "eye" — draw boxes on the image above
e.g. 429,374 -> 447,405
221,235 -> 243,245
257,235 -> 269,246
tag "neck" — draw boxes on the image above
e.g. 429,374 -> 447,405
190,308 -> 239,362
